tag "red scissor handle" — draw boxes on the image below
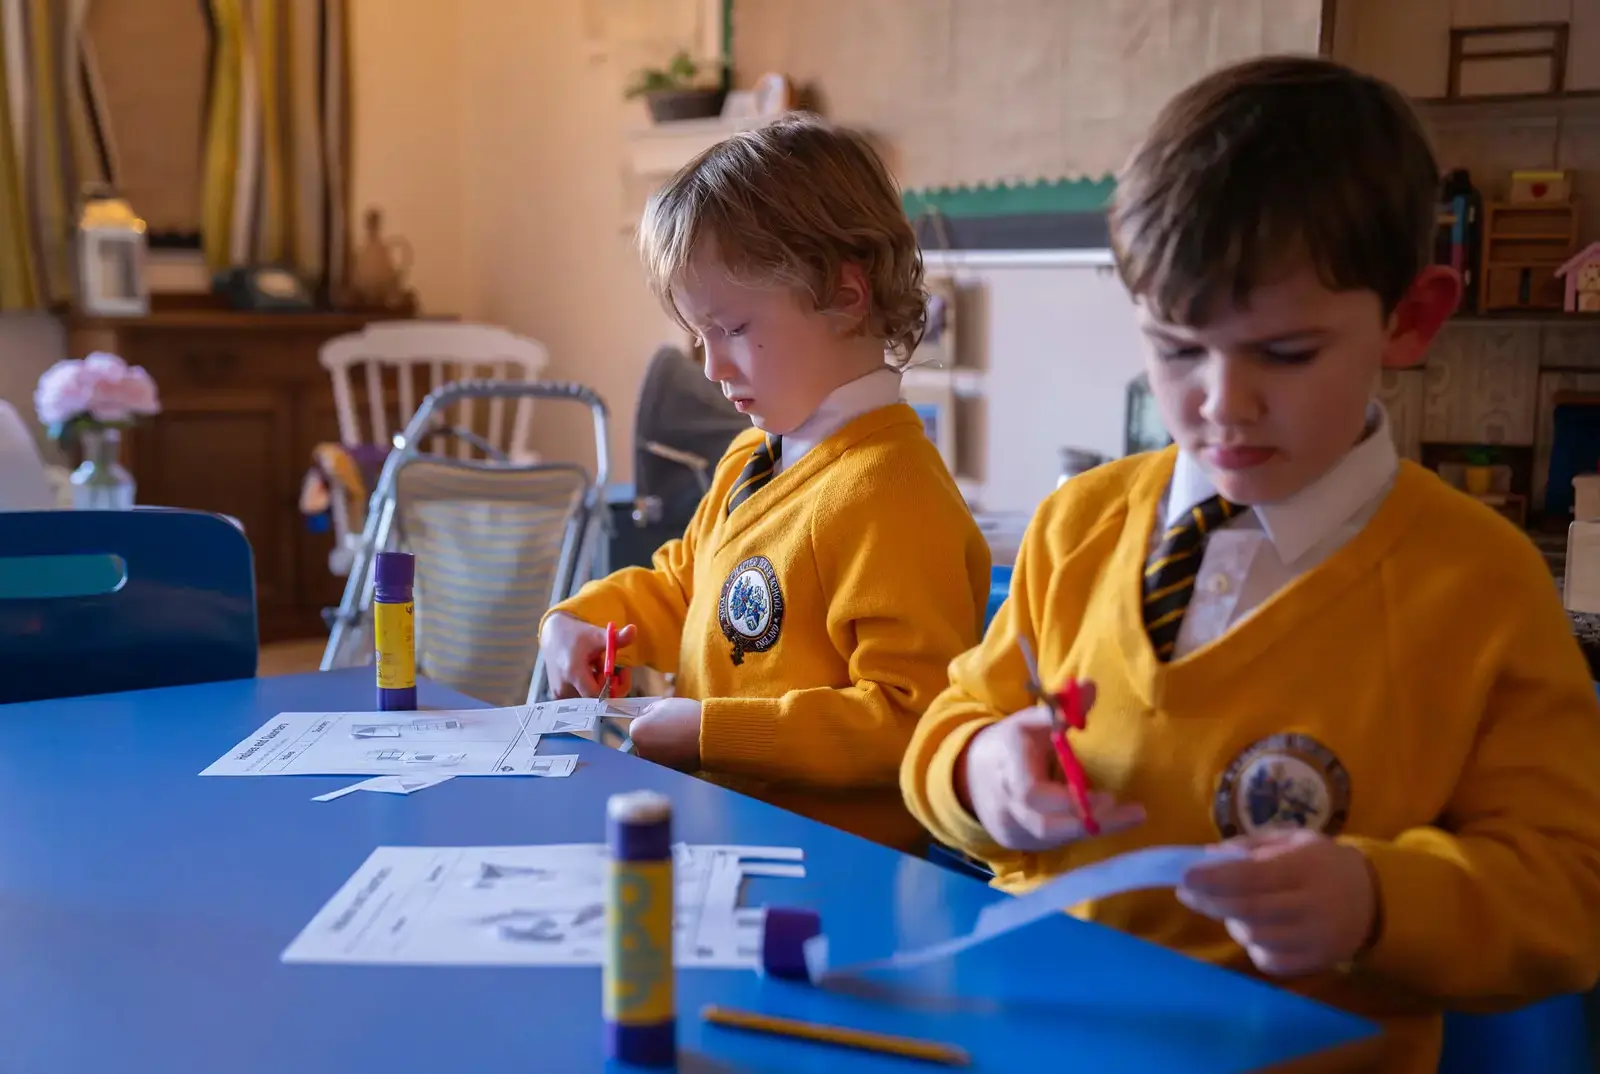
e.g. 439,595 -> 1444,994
603,622 -> 619,683
1051,680 -> 1088,731
1046,679 -> 1097,834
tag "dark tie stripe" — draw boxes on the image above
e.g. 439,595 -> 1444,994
1142,494 -> 1240,661
727,436 -> 782,516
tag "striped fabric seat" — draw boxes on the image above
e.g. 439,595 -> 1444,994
390,458 -> 590,708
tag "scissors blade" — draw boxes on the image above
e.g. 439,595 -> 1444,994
1016,635 -> 1042,684
1016,635 -> 1065,728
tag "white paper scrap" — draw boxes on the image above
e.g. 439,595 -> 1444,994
803,844 -> 1245,982
311,773 -> 457,801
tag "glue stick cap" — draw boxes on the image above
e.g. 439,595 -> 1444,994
761,905 -> 822,980
374,551 -> 414,600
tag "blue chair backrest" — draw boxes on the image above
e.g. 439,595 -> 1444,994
985,565 -> 1013,633
0,509 -> 258,704
1440,993 -> 1592,1074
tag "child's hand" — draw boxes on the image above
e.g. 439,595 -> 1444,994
956,687 -> 1145,851
539,613 -> 635,698
1176,829 -> 1378,977
628,698 -> 702,771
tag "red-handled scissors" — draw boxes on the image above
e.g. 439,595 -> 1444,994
1017,636 -> 1098,836
595,621 -> 626,702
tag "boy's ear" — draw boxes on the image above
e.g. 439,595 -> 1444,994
1381,265 -> 1462,370
828,263 -> 872,329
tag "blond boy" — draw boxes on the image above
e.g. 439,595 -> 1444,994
544,115 -> 990,853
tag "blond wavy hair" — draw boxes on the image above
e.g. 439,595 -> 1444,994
638,113 -> 927,362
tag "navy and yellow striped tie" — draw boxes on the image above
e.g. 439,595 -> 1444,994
726,435 -> 782,516
1143,494 -> 1241,661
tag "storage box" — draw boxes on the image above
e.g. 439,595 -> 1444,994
1510,170 -> 1571,205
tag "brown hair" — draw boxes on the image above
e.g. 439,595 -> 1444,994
1109,55 -> 1440,324
638,113 -> 927,361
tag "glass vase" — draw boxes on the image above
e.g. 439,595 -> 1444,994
70,426 -> 136,510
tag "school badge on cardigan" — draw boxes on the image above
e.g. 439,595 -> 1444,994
1212,733 -> 1351,839
717,556 -> 784,665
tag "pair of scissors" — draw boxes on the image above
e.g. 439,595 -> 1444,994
1016,636 -> 1098,836
595,621 -> 626,702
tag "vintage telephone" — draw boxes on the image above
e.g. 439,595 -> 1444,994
213,265 -> 316,311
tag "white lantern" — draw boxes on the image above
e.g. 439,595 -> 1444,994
75,188 -> 150,317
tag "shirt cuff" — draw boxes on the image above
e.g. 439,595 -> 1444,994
700,696 -> 782,775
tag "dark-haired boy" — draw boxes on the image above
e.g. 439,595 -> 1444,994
901,54 -> 1600,1072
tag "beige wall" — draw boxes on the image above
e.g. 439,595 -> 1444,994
455,0 -> 678,485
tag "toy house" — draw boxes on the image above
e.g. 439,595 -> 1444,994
1557,242 -> 1600,313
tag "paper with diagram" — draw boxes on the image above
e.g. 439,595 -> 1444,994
280,843 -> 804,969
199,698 -> 645,778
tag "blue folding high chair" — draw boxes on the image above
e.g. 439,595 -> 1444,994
0,508 -> 258,705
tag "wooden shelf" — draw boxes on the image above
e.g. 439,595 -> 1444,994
625,113 -> 783,178
902,366 -> 985,398
1449,311 -> 1600,325
1414,88 -> 1600,125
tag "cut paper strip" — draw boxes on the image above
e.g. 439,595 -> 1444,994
311,773 -> 457,801
740,862 -> 807,879
802,844 -> 1244,983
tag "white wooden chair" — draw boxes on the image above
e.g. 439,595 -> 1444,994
0,402 -> 59,511
314,322 -> 551,575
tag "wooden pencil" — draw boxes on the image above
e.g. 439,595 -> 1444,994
700,1004 -> 971,1067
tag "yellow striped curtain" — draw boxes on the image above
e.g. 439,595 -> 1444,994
201,0 -> 348,295
0,0 -> 110,312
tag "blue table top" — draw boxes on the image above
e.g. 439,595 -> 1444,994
0,669 -> 1378,1073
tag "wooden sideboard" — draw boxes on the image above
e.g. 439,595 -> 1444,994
64,304 -> 408,643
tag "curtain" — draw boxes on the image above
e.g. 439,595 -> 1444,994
0,0 -> 109,312
200,0 -> 348,296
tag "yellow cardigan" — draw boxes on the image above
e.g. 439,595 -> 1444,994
902,447 -> 1600,1074
551,403 -> 991,851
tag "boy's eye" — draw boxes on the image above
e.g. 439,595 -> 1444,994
1262,347 -> 1319,365
1157,344 -> 1205,361
725,322 -> 750,338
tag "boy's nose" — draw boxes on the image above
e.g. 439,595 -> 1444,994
700,341 -> 735,384
1198,357 -> 1262,426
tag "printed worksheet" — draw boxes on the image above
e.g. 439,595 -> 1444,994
280,843 -> 804,969
199,699 -> 644,777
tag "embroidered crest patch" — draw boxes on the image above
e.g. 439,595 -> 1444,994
717,556 -> 784,666
1212,733 -> 1351,839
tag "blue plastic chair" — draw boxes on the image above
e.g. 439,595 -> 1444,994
1440,993 -> 1592,1074
0,509 -> 258,705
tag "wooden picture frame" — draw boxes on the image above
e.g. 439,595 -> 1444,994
911,275 -> 959,369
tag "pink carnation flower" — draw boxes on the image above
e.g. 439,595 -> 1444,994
34,351 -> 161,427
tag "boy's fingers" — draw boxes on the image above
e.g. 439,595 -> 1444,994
614,623 -> 637,647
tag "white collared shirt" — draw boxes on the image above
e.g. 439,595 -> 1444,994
1156,403 -> 1399,659
776,366 -> 904,474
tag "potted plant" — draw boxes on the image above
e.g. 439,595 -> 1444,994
625,49 -> 727,123
34,351 -> 161,510
1462,444 -> 1495,496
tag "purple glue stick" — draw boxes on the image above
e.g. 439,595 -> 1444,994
373,551 -> 417,711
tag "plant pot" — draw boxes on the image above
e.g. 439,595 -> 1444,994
1464,464 -> 1493,496
645,88 -> 727,123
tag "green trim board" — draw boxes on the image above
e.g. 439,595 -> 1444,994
901,177 -> 1116,219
